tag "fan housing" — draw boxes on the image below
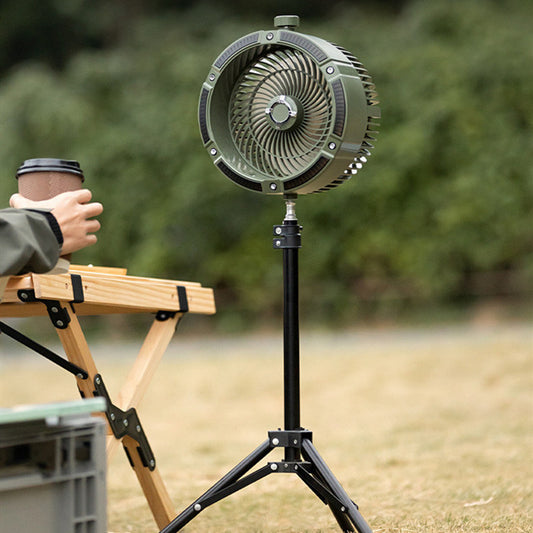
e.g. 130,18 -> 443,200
199,15 -> 380,195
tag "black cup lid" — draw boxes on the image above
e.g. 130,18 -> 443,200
16,158 -> 84,180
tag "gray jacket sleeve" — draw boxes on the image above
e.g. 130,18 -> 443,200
0,208 -> 63,276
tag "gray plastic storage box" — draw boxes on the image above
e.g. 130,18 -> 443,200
0,398 -> 107,533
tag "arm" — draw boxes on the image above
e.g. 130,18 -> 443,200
0,208 -> 61,276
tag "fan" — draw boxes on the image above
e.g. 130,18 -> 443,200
199,15 -> 380,194
162,16 -> 378,533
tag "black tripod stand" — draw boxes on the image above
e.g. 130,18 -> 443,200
161,197 -> 373,533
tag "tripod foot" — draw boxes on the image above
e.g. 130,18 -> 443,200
160,439 -> 273,532
300,439 -> 373,533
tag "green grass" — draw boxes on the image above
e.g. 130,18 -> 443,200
1,322 -> 531,532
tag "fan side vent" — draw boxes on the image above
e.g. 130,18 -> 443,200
321,43 -> 380,192
279,31 -> 328,62
215,32 -> 261,69
199,88 -> 210,143
216,161 -> 262,191
333,44 -> 379,108
331,79 -> 346,137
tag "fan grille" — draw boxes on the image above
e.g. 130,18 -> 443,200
229,48 -> 332,178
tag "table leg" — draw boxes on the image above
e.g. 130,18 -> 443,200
55,308 -> 178,529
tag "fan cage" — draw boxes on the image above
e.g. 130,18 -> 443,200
229,47 -> 333,179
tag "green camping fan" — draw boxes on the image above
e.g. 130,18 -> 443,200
162,16 -> 380,533
198,15 -> 380,195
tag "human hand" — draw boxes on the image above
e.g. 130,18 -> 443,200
10,189 -> 103,255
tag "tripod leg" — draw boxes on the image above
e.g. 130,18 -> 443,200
302,439 -> 373,533
160,439 -> 273,532
296,464 -> 357,532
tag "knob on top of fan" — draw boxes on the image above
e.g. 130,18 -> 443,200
198,15 -> 380,195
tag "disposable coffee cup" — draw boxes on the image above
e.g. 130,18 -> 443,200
16,158 -> 86,268
16,158 -> 84,201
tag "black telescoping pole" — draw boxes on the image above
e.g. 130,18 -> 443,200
283,231 -> 300,434
278,196 -> 302,463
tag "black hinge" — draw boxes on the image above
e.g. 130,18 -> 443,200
155,285 -> 189,321
18,290 -> 71,328
93,374 -> 156,471
18,274 -> 84,329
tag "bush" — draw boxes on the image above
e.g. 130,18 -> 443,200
0,0 -> 531,327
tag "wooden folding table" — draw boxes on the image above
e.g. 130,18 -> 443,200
0,265 -> 216,530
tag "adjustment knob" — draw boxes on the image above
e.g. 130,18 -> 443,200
274,15 -> 300,29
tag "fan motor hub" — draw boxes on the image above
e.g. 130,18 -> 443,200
265,95 -> 302,131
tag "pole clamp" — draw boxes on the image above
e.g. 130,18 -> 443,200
273,224 -> 302,249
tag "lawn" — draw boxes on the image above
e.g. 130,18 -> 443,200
1,321 -> 531,532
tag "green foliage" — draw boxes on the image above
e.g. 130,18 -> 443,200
0,0 -> 531,327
